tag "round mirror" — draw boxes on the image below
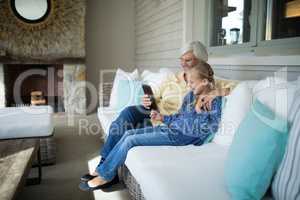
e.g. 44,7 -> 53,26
11,0 -> 51,23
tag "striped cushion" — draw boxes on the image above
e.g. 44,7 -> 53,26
272,89 -> 300,200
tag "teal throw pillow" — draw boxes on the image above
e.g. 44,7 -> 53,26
225,99 -> 289,200
115,80 -> 144,111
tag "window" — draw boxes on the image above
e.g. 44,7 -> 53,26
208,0 -> 300,54
211,0 -> 252,46
264,0 -> 300,40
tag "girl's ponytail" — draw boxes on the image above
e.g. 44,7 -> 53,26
190,61 -> 215,89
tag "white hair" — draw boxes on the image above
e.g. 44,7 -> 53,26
181,41 -> 208,62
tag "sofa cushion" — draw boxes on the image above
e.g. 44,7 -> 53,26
225,99 -> 289,200
213,82 -> 253,146
110,68 -> 139,109
0,106 -> 54,139
114,79 -> 144,112
253,77 -> 297,122
272,88 -> 300,200
125,143 -> 231,200
141,69 -> 174,93
97,107 -> 118,137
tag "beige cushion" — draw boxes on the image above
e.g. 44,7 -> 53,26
215,77 -> 239,93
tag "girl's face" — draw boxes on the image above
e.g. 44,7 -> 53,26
187,72 -> 209,95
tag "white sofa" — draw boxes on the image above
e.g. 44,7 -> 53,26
95,70 -> 299,200
97,95 -> 232,199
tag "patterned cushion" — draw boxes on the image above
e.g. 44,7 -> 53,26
272,89 -> 300,200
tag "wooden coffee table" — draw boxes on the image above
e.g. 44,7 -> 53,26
0,139 -> 41,200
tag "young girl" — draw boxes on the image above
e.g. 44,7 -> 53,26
79,61 -> 222,191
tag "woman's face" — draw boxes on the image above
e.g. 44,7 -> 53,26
180,51 -> 199,71
187,72 -> 209,95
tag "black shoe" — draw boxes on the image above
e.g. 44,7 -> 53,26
80,157 -> 106,182
80,173 -> 119,183
108,174 -> 119,185
80,174 -> 98,182
79,181 -> 111,191
79,175 -> 120,191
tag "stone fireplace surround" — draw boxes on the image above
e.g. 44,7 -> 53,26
0,63 -> 86,114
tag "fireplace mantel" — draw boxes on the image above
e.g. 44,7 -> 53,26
0,56 -> 85,65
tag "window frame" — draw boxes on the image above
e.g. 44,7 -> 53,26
207,0 -> 300,56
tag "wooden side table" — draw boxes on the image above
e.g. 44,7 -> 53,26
0,139 -> 41,200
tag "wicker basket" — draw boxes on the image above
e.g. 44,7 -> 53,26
121,165 -> 146,200
32,134 -> 56,166
39,137 -> 56,165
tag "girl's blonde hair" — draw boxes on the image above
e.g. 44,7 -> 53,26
189,61 -> 215,88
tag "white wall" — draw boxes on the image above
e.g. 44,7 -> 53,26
86,0 -> 135,111
135,0 -> 183,68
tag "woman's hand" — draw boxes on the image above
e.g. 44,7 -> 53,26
141,95 -> 152,109
150,110 -> 164,122
195,94 -> 217,112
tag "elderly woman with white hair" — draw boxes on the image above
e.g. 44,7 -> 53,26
79,41 -> 230,191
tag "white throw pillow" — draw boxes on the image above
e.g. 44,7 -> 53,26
253,77 -> 297,122
213,82 -> 253,146
291,76 -> 300,92
141,69 -> 174,93
109,68 -> 139,108
159,67 -> 179,74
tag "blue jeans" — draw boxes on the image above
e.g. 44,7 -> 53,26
96,125 -> 198,181
100,105 -> 152,162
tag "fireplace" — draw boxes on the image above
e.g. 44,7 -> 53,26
0,64 -> 86,114
3,64 -> 64,112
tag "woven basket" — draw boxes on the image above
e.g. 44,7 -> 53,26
32,135 -> 56,166
121,165 -> 146,200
